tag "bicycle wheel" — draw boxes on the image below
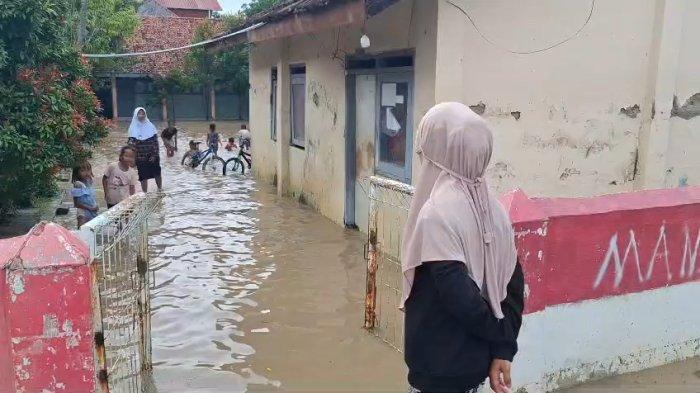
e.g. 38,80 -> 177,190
202,156 -> 225,174
181,153 -> 193,166
224,157 -> 245,176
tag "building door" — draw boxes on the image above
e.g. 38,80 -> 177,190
344,55 -> 414,230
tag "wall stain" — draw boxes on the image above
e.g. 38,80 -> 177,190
671,93 -> 700,120
624,149 -> 639,182
488,161 -> 515,179
619,104 -> 641,118
559,168 -> 581,180
307,80 -> 339,128
469,102 -> 486,115
523,134 -> 578,150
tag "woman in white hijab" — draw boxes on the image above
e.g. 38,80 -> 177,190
402,103 -> 524,393
128,107 -> 162,192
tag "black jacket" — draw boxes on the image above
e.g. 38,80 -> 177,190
404,261 -> 525,392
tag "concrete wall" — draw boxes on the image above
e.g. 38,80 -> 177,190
249,0 -> 437,224
0,223 -> 96,392
666,0 -> 700,187
436,0 -> 700,198
501,186 -> 700,392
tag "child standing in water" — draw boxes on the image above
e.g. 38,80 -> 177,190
71,161 -> 99,228
206,123 -> 221,155
102,146 -> 139,209
161,122 -> 178,157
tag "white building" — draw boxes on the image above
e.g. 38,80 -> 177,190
224,0 -> 700,228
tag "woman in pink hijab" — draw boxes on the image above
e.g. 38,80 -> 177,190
402,103 -> 524,393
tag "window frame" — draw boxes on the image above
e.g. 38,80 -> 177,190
270,67 -> 278,141
290,66 -> 306,148
374,71 -> 414,183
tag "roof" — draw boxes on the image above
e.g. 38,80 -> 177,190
127,17 -> 226,76
219,0 -> 400,43
243,0 -> 398,26
156,0 -> 222,11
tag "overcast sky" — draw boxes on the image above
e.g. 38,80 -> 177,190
218,0 -> 247,14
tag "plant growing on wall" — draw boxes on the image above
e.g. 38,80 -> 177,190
0,0 -> 109,216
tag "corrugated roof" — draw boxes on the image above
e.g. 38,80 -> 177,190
156,0 -> 222,11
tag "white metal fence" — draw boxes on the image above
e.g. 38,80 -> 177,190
364,176 -> 415,353
80,193 -> 162,392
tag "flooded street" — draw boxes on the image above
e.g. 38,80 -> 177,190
80,123 -> 405,392
10,122 -> 696,392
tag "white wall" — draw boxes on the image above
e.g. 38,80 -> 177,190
248,0 -> 438,224
515,282 -> 700,392
666,0 -> 700,188
435,0 -> 658,197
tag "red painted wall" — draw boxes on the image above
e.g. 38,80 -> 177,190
0,278 -> 13,388
501,187 -> 700,313
0,223 -> 96,392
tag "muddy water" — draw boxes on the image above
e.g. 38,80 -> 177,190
77,123 -> 405,392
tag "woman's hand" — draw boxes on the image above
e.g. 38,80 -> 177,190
489,359 -> 512,393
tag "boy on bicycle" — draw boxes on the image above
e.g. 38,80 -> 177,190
183,140 -> 201,167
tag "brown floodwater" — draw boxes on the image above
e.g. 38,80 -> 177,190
65,122 -> 406,392
6,122 -> 697,392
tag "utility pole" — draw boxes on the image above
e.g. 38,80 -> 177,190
77,0 -> 88,48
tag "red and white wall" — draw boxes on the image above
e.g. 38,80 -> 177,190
0,223 -> 97,393
502,186 -> 700,391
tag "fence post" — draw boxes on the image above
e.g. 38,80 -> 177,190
0,222 -> 98,392
364,179 -> 379,329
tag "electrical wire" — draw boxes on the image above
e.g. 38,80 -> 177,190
82,22 -> 265,58
445,0 -> 595,55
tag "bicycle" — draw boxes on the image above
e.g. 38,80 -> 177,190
223,146 -> 251,175
181,142 -> 226,174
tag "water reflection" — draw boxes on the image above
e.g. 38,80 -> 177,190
83,123 -> 280,392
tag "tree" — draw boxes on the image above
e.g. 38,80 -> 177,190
185,15 -> 249,94
241,0 -> 283,17
69,0 -> 141,73
0,0 -> 109,215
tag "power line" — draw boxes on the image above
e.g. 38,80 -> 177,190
445,0 -> 595,55
82,22 -> 265,59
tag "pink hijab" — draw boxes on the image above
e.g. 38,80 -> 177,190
401,102 -> 517,319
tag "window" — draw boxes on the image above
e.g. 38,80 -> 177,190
290,65 -> 306,148
270,68 -> 277,141
376,74 -> 413,182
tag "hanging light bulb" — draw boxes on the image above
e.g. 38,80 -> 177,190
360,34 -> 371,49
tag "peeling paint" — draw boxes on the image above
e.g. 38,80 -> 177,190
489,161 -> 515,180
671,93 -> 700,120
469,102 -> 486,115
619,104 -> 641,118
44,314 -> 59,338
511,111 -> 521,120
9,272 -> 26,299
559,168 -> 581,180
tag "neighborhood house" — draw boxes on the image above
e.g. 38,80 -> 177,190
219,0 -> 700,231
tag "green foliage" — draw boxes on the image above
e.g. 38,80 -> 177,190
70,0 -> 141,73
155,0 -> 283,101
184,16 -> 249,93
0,0 -> 109,215
241,0 -> 283,17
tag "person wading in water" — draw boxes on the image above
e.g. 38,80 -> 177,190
402,102 -> 524,393
128,107 -> 162,192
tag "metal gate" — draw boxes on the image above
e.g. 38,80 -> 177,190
80,193 -> 162,392
364,176 -> 414,352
